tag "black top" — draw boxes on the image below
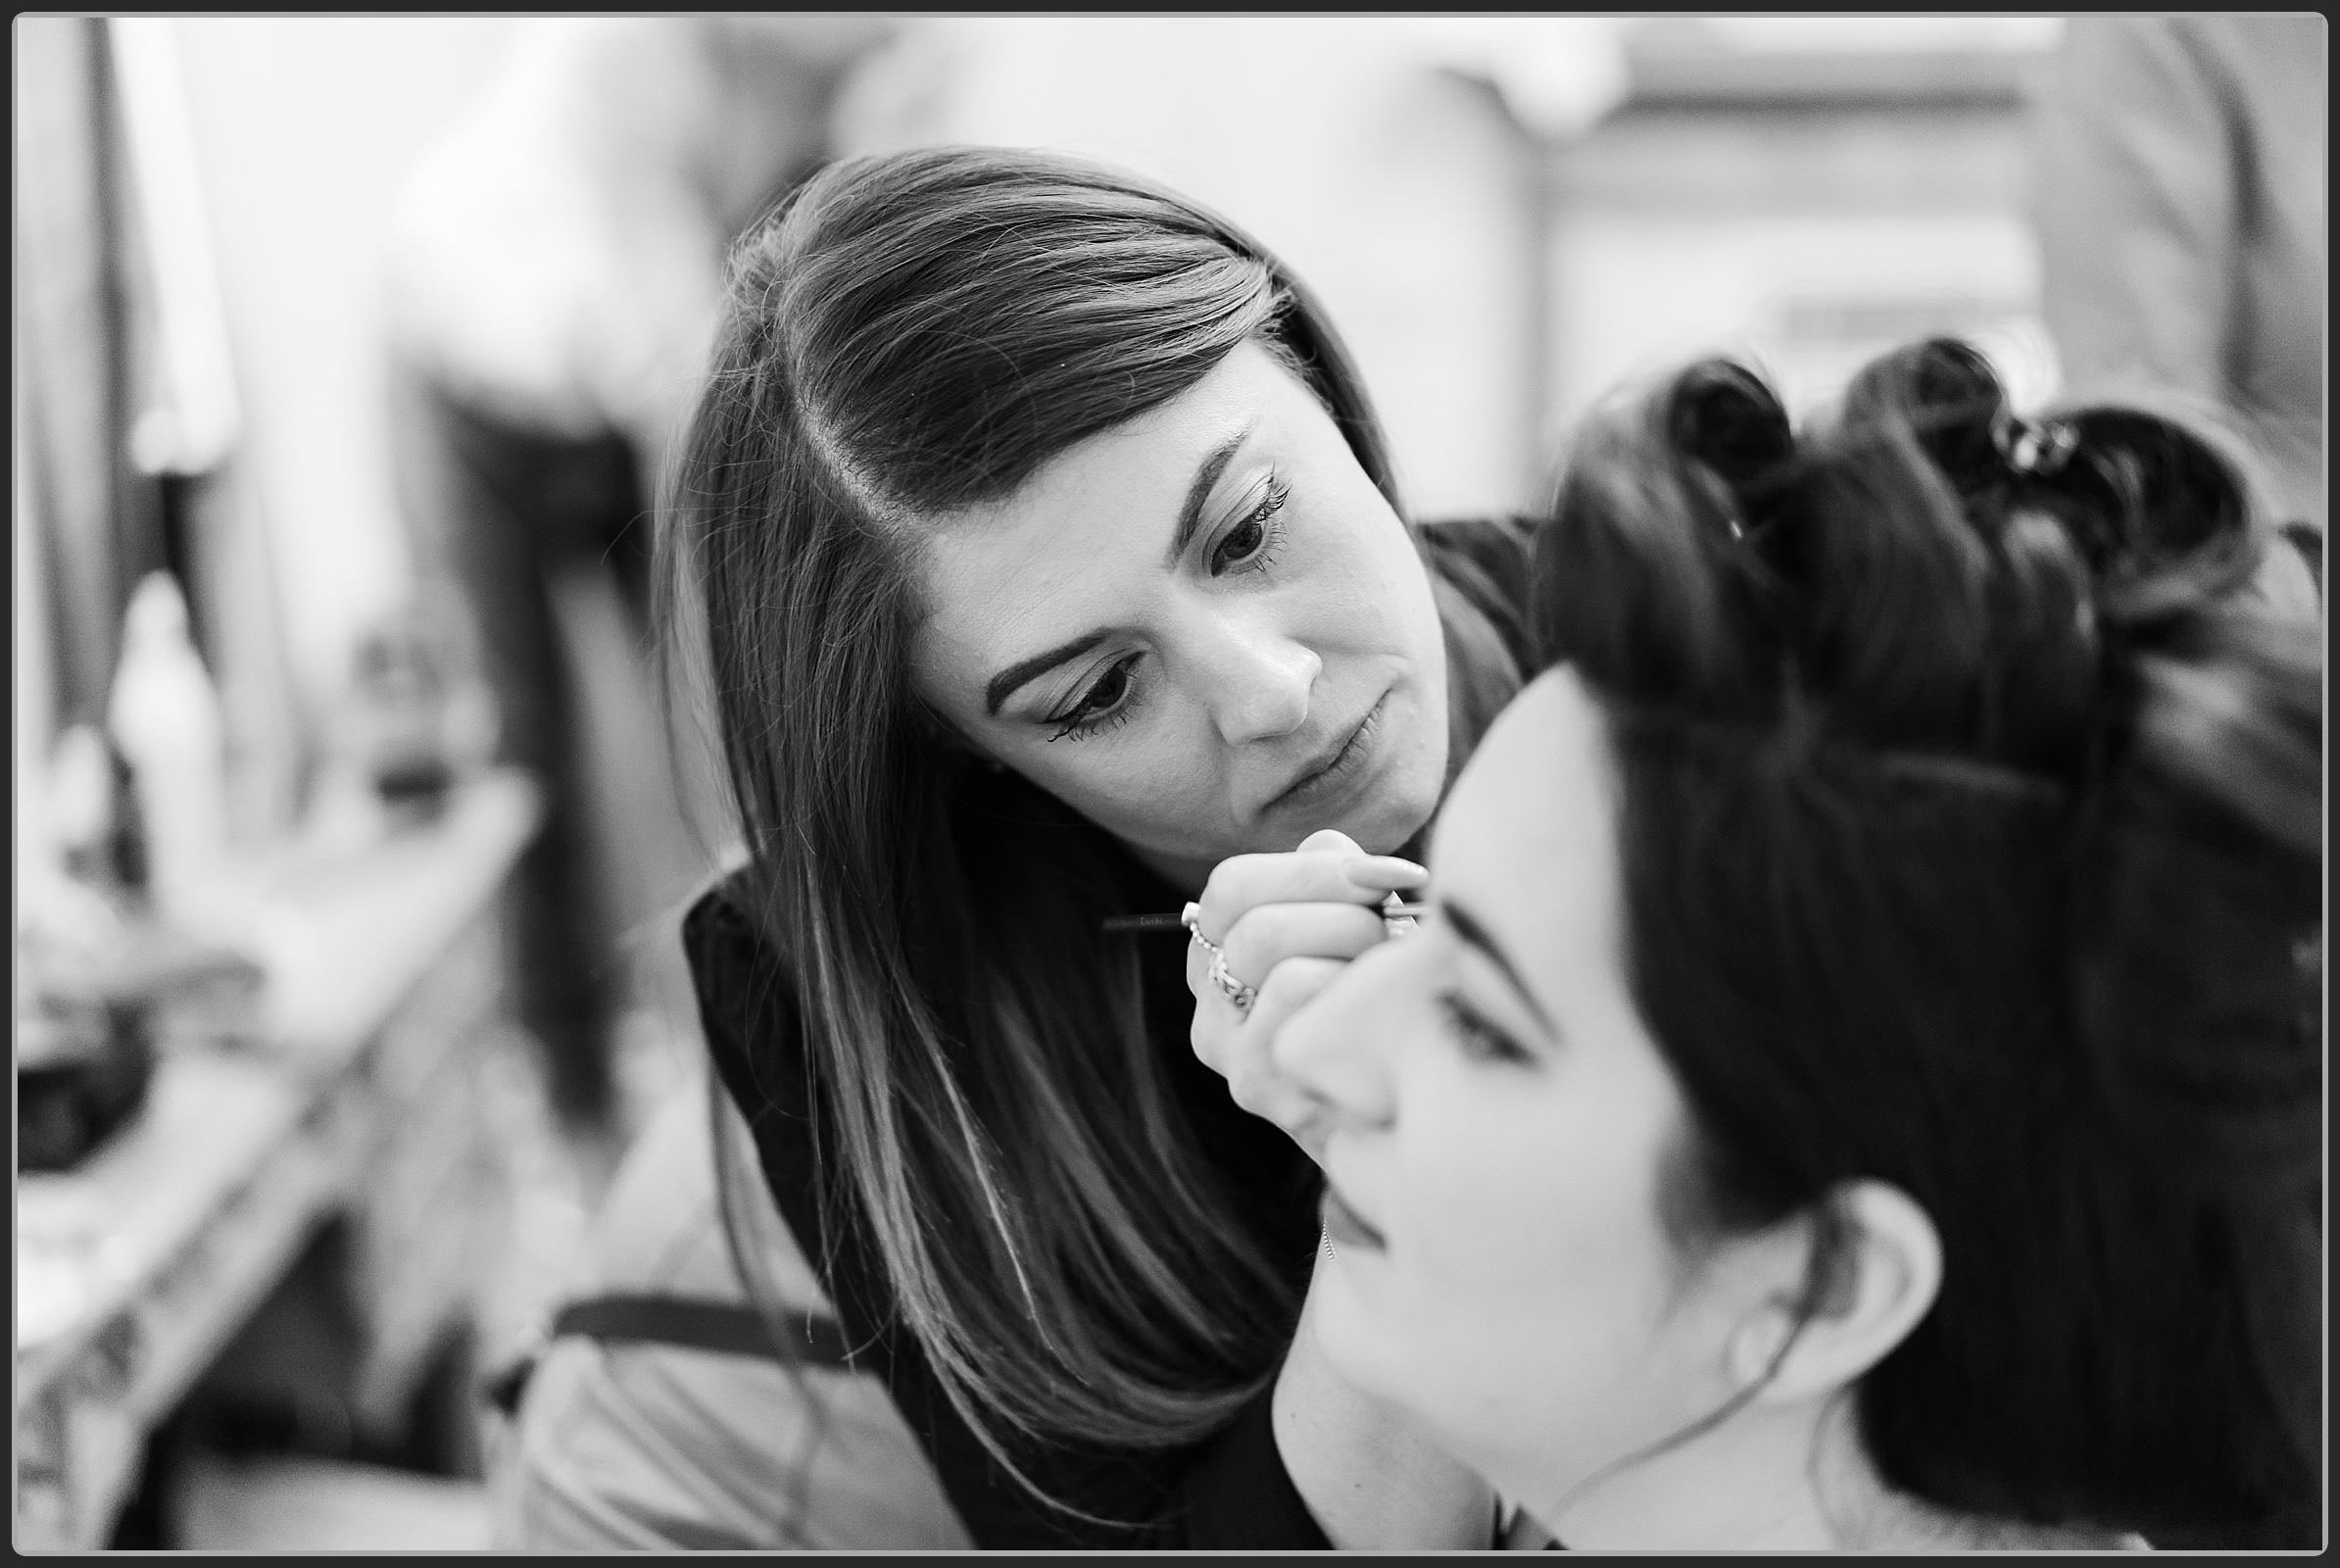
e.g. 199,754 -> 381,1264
686,517 -> 1538,1549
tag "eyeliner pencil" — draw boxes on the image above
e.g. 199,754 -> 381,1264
1101,902 -> 1430,934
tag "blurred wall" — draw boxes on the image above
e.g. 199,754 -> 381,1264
837,16 -> 1557,520
1540,19 -> 2065,458
163,14 -> 1565,718
153,16 -> 2072,715
169,18 -> 517,707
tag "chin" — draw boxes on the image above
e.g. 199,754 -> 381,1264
1342,797 -> 1436,858
1349,744 -> 1444,854
1310,1271 -> 1405,1400
1319,1287 -> 1504,1481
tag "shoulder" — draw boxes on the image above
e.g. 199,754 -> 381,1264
681,870 -> 789,1029
680,870 -> 813,1128
1421,514 -> 1538,574
681,867 -> 764,972
1420,514 -> 1543,674
501,1078 -> 970,1551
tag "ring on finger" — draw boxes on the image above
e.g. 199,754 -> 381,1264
1207,948 -> 1257,1015
1182,903 -> 1229,962
1183,903 -> 1256,1015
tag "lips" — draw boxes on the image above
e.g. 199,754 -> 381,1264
1265,694 -> 1386,816
1321,1184 -> 1386,1252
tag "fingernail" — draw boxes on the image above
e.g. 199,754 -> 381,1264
1346,858 -> 1427,887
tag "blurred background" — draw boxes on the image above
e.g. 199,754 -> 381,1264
13,13 -> 2320,1551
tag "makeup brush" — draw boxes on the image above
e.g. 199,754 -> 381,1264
1101,902 -> 1429,934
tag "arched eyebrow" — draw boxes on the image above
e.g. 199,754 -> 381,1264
1161,422 -> 1253,569
1441,898 -> 1558,1039
982,629 -> 1109,718
980,421 -> 1255,717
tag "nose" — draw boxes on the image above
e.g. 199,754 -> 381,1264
1270,932 -> 1416,1131
1192,611 -> 1319,747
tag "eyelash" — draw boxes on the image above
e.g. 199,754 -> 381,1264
1209,478 -> 1290,577
1436,991 -> 1533,1065
1048,655 -> 1146,742
1046,479 -> 1291,742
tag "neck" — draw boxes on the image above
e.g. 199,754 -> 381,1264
1540,1405 -> 1843,1551
1531,1394 -> 2091,1551
1128,841 -> 1216,901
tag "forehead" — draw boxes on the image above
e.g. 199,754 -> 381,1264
907,340 -> 1316,702
1434,667 -> 1623,995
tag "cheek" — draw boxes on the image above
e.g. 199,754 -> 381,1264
1012,734 -> 1228,850
1341,1082 -> 1688,1464
1416,1103 -> 1672,1348
1288,487 -> 1431,641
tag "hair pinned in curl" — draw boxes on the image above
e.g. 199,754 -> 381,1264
1994,411 -> 2077,479
1535,338 -> 2322,1547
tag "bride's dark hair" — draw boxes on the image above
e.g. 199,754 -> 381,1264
1536,339 -> 2320,1547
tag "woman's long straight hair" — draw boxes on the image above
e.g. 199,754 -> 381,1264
657,146 -> 1519,1515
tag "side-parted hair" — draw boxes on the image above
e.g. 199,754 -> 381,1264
658,145 -> 1519,1515
1536,340 -> 2321,1547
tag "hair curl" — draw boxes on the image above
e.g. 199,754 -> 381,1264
1536,338 -> 2321,1547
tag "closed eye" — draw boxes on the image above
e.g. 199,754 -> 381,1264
1437,990 -> 1533,1065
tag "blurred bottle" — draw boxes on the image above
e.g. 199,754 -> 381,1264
106,571 -> 231,929
47,722 -> 135,893
346,593 -> 499,813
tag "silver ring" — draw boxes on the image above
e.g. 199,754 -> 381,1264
1185,903 -> 1256,1014
1182,903 -> 1224,963
1208,948 -> 1256,1015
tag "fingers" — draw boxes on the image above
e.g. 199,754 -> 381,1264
1194,845 -> 1428,946
1182,834 -> 1429,1165
1184,897 -> 1389,1006
1246,953 -> 1346,1054
1192,954 -> 1347,1154
1220,902 -> 1387,985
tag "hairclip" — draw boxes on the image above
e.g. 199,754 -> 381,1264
1995,413 -> 2077,479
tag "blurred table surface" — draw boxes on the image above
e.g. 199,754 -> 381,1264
15,767 -> 542,1551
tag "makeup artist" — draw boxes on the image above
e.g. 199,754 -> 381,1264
506,144 -> 1541,1549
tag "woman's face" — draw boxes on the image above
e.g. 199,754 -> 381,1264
1272,666 -> 1763,1522
907,339 -> 1450,889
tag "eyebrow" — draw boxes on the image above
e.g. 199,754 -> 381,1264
1441,899 -> 1559,1040
1162,423 -> 1252,570
980,422 -> 1254,717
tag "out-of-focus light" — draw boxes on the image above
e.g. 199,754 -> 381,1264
1698,18 -> 2065,56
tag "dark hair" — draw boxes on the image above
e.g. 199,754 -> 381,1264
657,145 -> 1519,1511
1536,339 -> 2321,1547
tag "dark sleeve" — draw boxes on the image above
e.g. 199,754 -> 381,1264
1422,514 -> 1542,671
2277,520 -> 2320,609
684,877 -> 1335,1549
1161,1376 -> 1334,1549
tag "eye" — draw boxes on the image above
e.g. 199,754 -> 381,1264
1047,652 -> 1146,742
1436,991 -> 1533,1066
1208,479 -> 1290,576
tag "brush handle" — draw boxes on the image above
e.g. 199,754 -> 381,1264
1101,902 -> 1429,934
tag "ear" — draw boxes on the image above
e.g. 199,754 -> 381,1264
1727,1180 -> 1942,1406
